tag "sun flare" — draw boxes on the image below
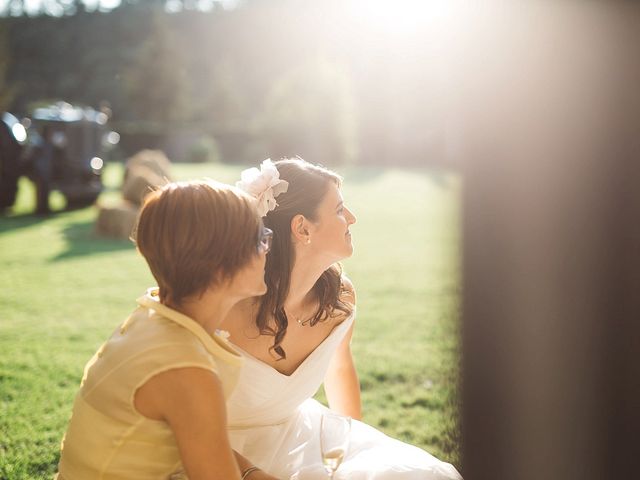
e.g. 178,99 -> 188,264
350,0 -> 455,35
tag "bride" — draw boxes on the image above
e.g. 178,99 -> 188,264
220,158 -> 462,480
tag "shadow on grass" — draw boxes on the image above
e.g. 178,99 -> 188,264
50,218 -> 134,262
0,211 -> 56,234
0,191 -> 93,231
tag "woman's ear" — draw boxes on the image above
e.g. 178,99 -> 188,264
290,214 -> 311,244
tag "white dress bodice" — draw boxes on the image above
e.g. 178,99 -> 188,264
227,313 -> 354,428
225,310 -> 462,480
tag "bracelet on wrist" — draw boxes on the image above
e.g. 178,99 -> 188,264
241,466 -> 260,480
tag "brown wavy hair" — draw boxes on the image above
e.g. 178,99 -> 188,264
133,180 -> 262,308
256,159 -> 353,360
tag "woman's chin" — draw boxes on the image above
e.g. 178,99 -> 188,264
256,282 -> 268,296
342,245 -> 354,259
346,238 -> 354,255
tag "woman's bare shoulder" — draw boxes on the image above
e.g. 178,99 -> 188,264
340,274 -> 357,307
326,274 -> 355,328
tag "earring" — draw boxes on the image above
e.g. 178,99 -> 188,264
306,238 -> 311,244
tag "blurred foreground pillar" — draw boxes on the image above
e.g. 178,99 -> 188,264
456,2 -> 640,479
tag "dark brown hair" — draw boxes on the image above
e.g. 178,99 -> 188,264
133,180 -> 262,307
256,158 -> 353,359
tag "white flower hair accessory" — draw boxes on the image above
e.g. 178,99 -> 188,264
236,159 -> 289,217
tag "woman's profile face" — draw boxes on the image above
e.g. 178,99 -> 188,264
308,183 -> 357,263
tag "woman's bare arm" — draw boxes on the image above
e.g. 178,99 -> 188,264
323,277 -> 362,420
135,367 -> 241,480
324,322 -> 362,420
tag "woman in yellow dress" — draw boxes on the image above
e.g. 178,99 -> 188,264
56,180 -> 278,480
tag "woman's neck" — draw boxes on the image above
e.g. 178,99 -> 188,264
285,259 -> 328,312
172,288 -> 237,335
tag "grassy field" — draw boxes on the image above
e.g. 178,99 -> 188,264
0,161 -> 462,479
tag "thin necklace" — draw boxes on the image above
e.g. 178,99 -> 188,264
286,294 -> 320,327
285,305 -> 314,327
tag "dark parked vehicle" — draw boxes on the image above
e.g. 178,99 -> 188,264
0,102 -> 118,213
0,111 -> 26,210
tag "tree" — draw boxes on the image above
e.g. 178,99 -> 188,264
122,5 -> 191,126
262,58 -> 357,166
0,28 -> 16,111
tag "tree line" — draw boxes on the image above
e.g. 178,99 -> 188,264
0,0 -> 446,166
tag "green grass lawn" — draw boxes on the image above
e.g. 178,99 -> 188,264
0,161 -> 462,479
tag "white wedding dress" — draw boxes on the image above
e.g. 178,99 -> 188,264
225,312 -> 462,480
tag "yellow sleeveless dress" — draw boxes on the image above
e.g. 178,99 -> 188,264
56,289 -> 243,480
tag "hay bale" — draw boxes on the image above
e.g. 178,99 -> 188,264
124,149 -> 172,183
95,201 -> 139,240
122,165 -> 166,206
